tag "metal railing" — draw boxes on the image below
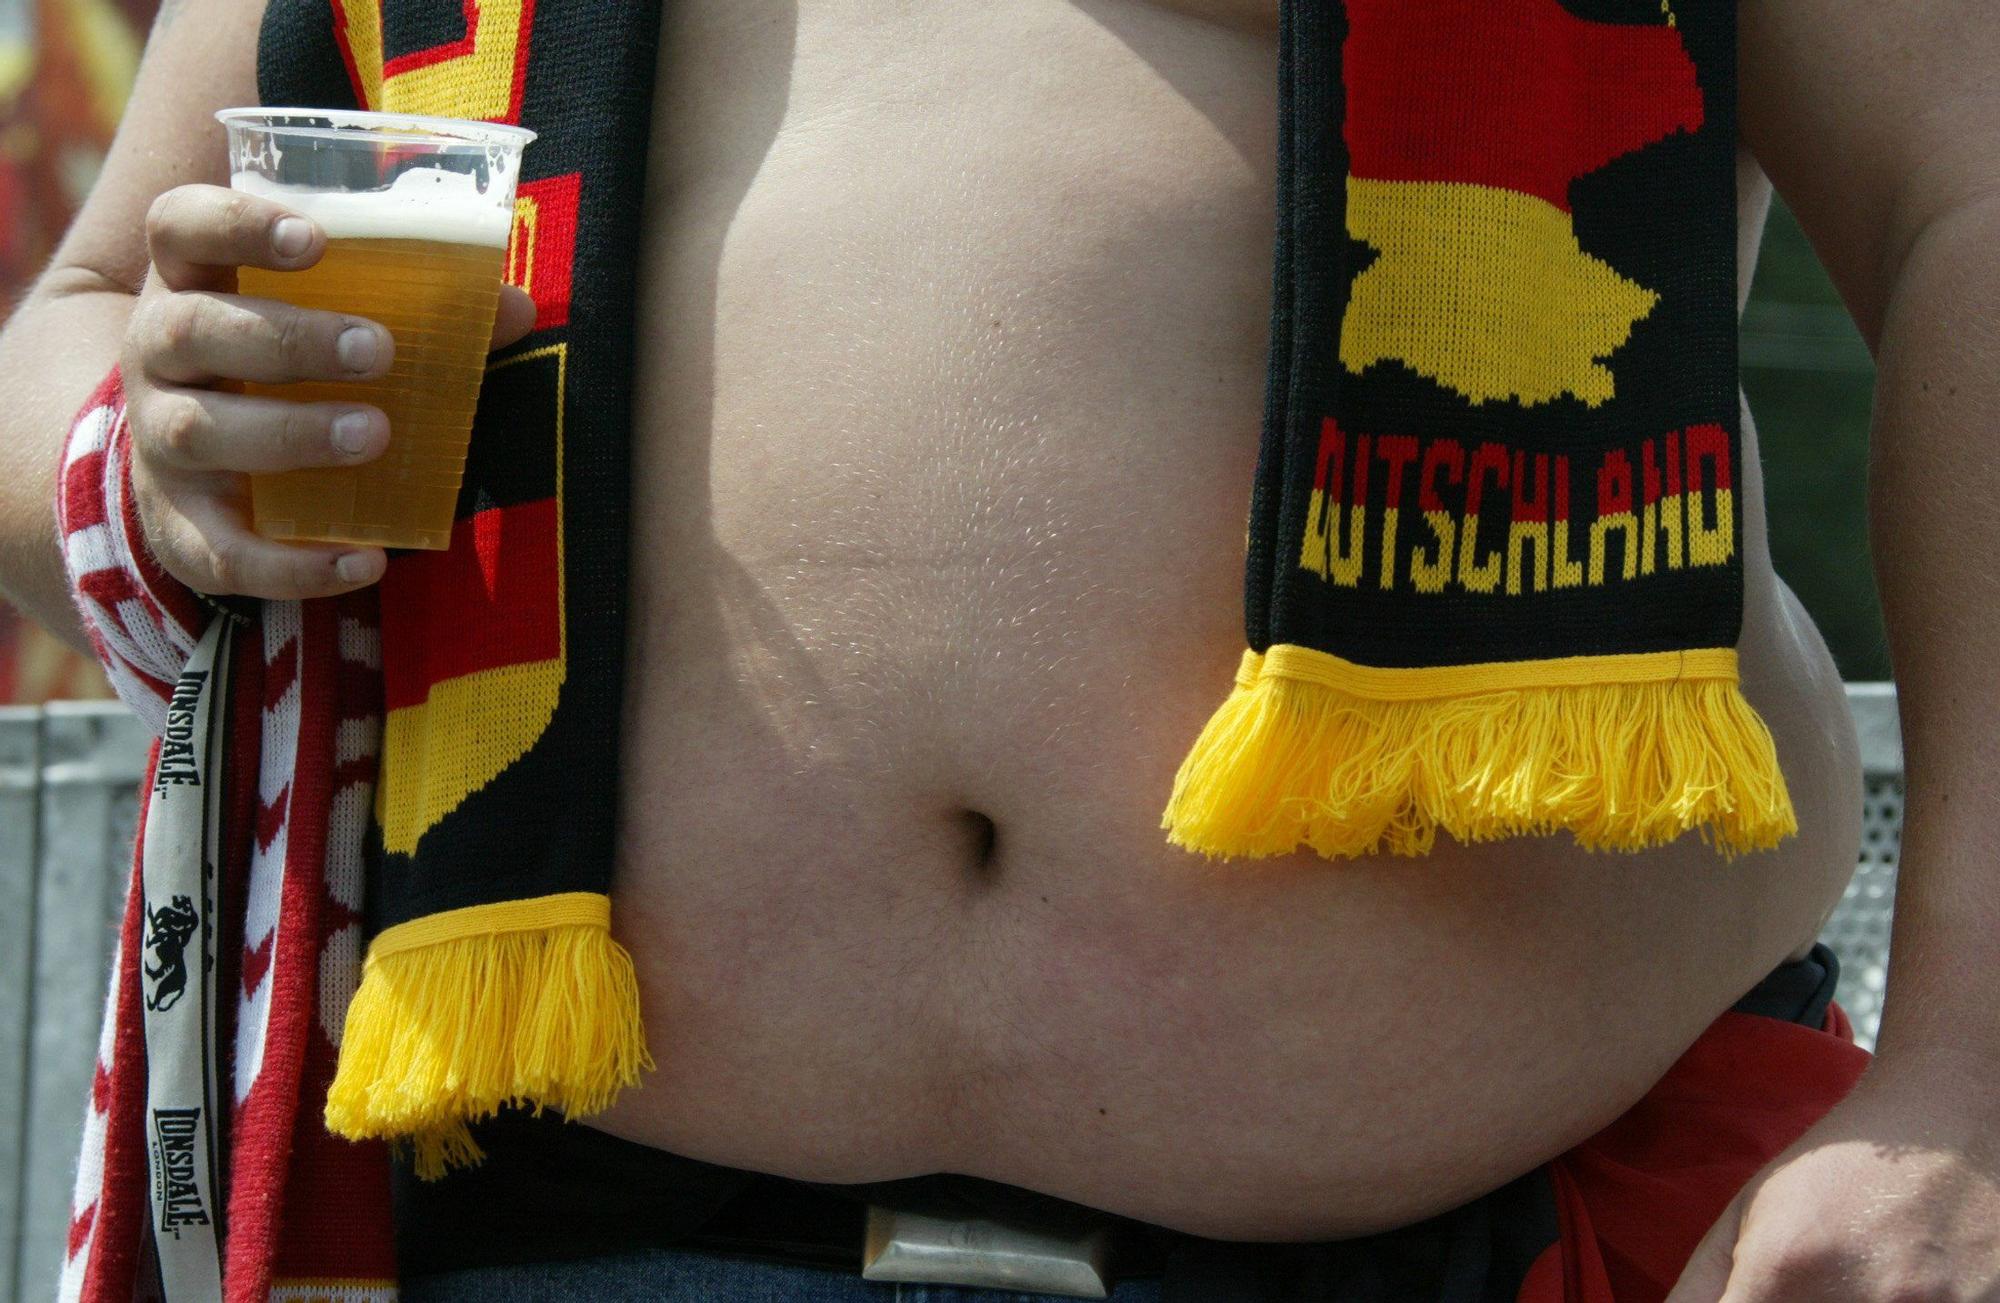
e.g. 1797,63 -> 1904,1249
2,704 -> 150,1301
0,691 -> 1907,1299
1825,683 -> 1903,1052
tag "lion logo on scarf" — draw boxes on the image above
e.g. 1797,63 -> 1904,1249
143,894 -> 201,1013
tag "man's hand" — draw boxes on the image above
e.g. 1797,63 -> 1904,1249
123,182 -> 535,599
1668,1062 -> 2000,1301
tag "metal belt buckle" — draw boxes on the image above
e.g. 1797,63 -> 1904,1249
860,1205 -> 1115,1299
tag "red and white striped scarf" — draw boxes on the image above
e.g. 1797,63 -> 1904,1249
57,369 -> 395,1301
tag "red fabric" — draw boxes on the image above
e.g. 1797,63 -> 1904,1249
512,173 -> 580,331
117,423 -> 207,639
1519,1005 -> 1870,1303
55,369 -> 202,731
274,1023 -> 400,1285
1343,0 -> 1704,212
77,853 -> 152,1302
377,498 -> 562,710
60,442 -> 108,532
58,371 -> 399,1299
272,590 -> 398,1288
221,604 -> 331,1302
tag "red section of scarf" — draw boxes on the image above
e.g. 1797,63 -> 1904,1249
1343,0 -> 1704,212
271,590 -> 398,1288
219,604 -> 331,1300
76,857 -> 150,1301
511,173 -> 580,331
378,498 -> 561,711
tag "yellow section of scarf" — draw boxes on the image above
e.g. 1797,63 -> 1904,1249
325,893 -> 652,1178
1164,645 -> 1794,859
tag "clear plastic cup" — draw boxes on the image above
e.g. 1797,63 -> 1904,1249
216,108 -> 536,551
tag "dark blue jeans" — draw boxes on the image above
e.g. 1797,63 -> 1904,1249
403,1246 -> 1165,1301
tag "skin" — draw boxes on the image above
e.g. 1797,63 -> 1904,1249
595,0 -> 1857,1240
1666,4 -> 2000,1299
0,0 -> 1990,1293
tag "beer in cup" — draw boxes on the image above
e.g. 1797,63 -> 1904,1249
216,109 -> 535,551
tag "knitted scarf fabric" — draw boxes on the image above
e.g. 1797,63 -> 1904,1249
1163,0 -> 1793,859
254,0 -> 663,1175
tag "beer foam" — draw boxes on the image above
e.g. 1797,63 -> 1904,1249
232,166 -> 514,247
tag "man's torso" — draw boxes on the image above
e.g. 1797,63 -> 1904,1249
596,0 -> 1861,1240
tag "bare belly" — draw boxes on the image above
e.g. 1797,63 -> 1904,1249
602,0 -> 1861,1239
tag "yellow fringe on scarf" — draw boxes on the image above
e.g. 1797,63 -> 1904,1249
324,892 -> 652,1179
1164,645 -> 1794,859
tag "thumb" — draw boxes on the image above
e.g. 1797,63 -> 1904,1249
1664,1197 -> 1743,1303
490,284 -> 537,350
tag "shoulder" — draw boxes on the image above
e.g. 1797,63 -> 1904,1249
1740,0 -> 2000,341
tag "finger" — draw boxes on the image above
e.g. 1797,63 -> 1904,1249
171,495 -> 387,599
491,284 -> 535,350
138,291 -> 392,387
1664,1205 -> 1742,1303
147,184 -> 326,291
133,387 -> 388,474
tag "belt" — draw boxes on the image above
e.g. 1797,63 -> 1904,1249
682,1174 -> 1162,1298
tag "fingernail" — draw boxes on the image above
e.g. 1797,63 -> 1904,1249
337,326 -> 381,373
331,411 -> 375,456
335,552 -> 379,584
272,217 -> 312,258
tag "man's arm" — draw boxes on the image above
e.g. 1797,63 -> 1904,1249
1745,0 -> 2000,1077
1669,5 -> 2000,1298
0,0 -> 263,650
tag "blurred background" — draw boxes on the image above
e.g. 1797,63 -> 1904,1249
0,0 -> 147,705
0,2 -> 1889,693
1745,206 -> 1888,682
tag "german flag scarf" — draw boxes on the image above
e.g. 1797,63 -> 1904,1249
251,0 -> 663,1176
54,1 -> 1788,1294
1164,0 -> 1792,860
